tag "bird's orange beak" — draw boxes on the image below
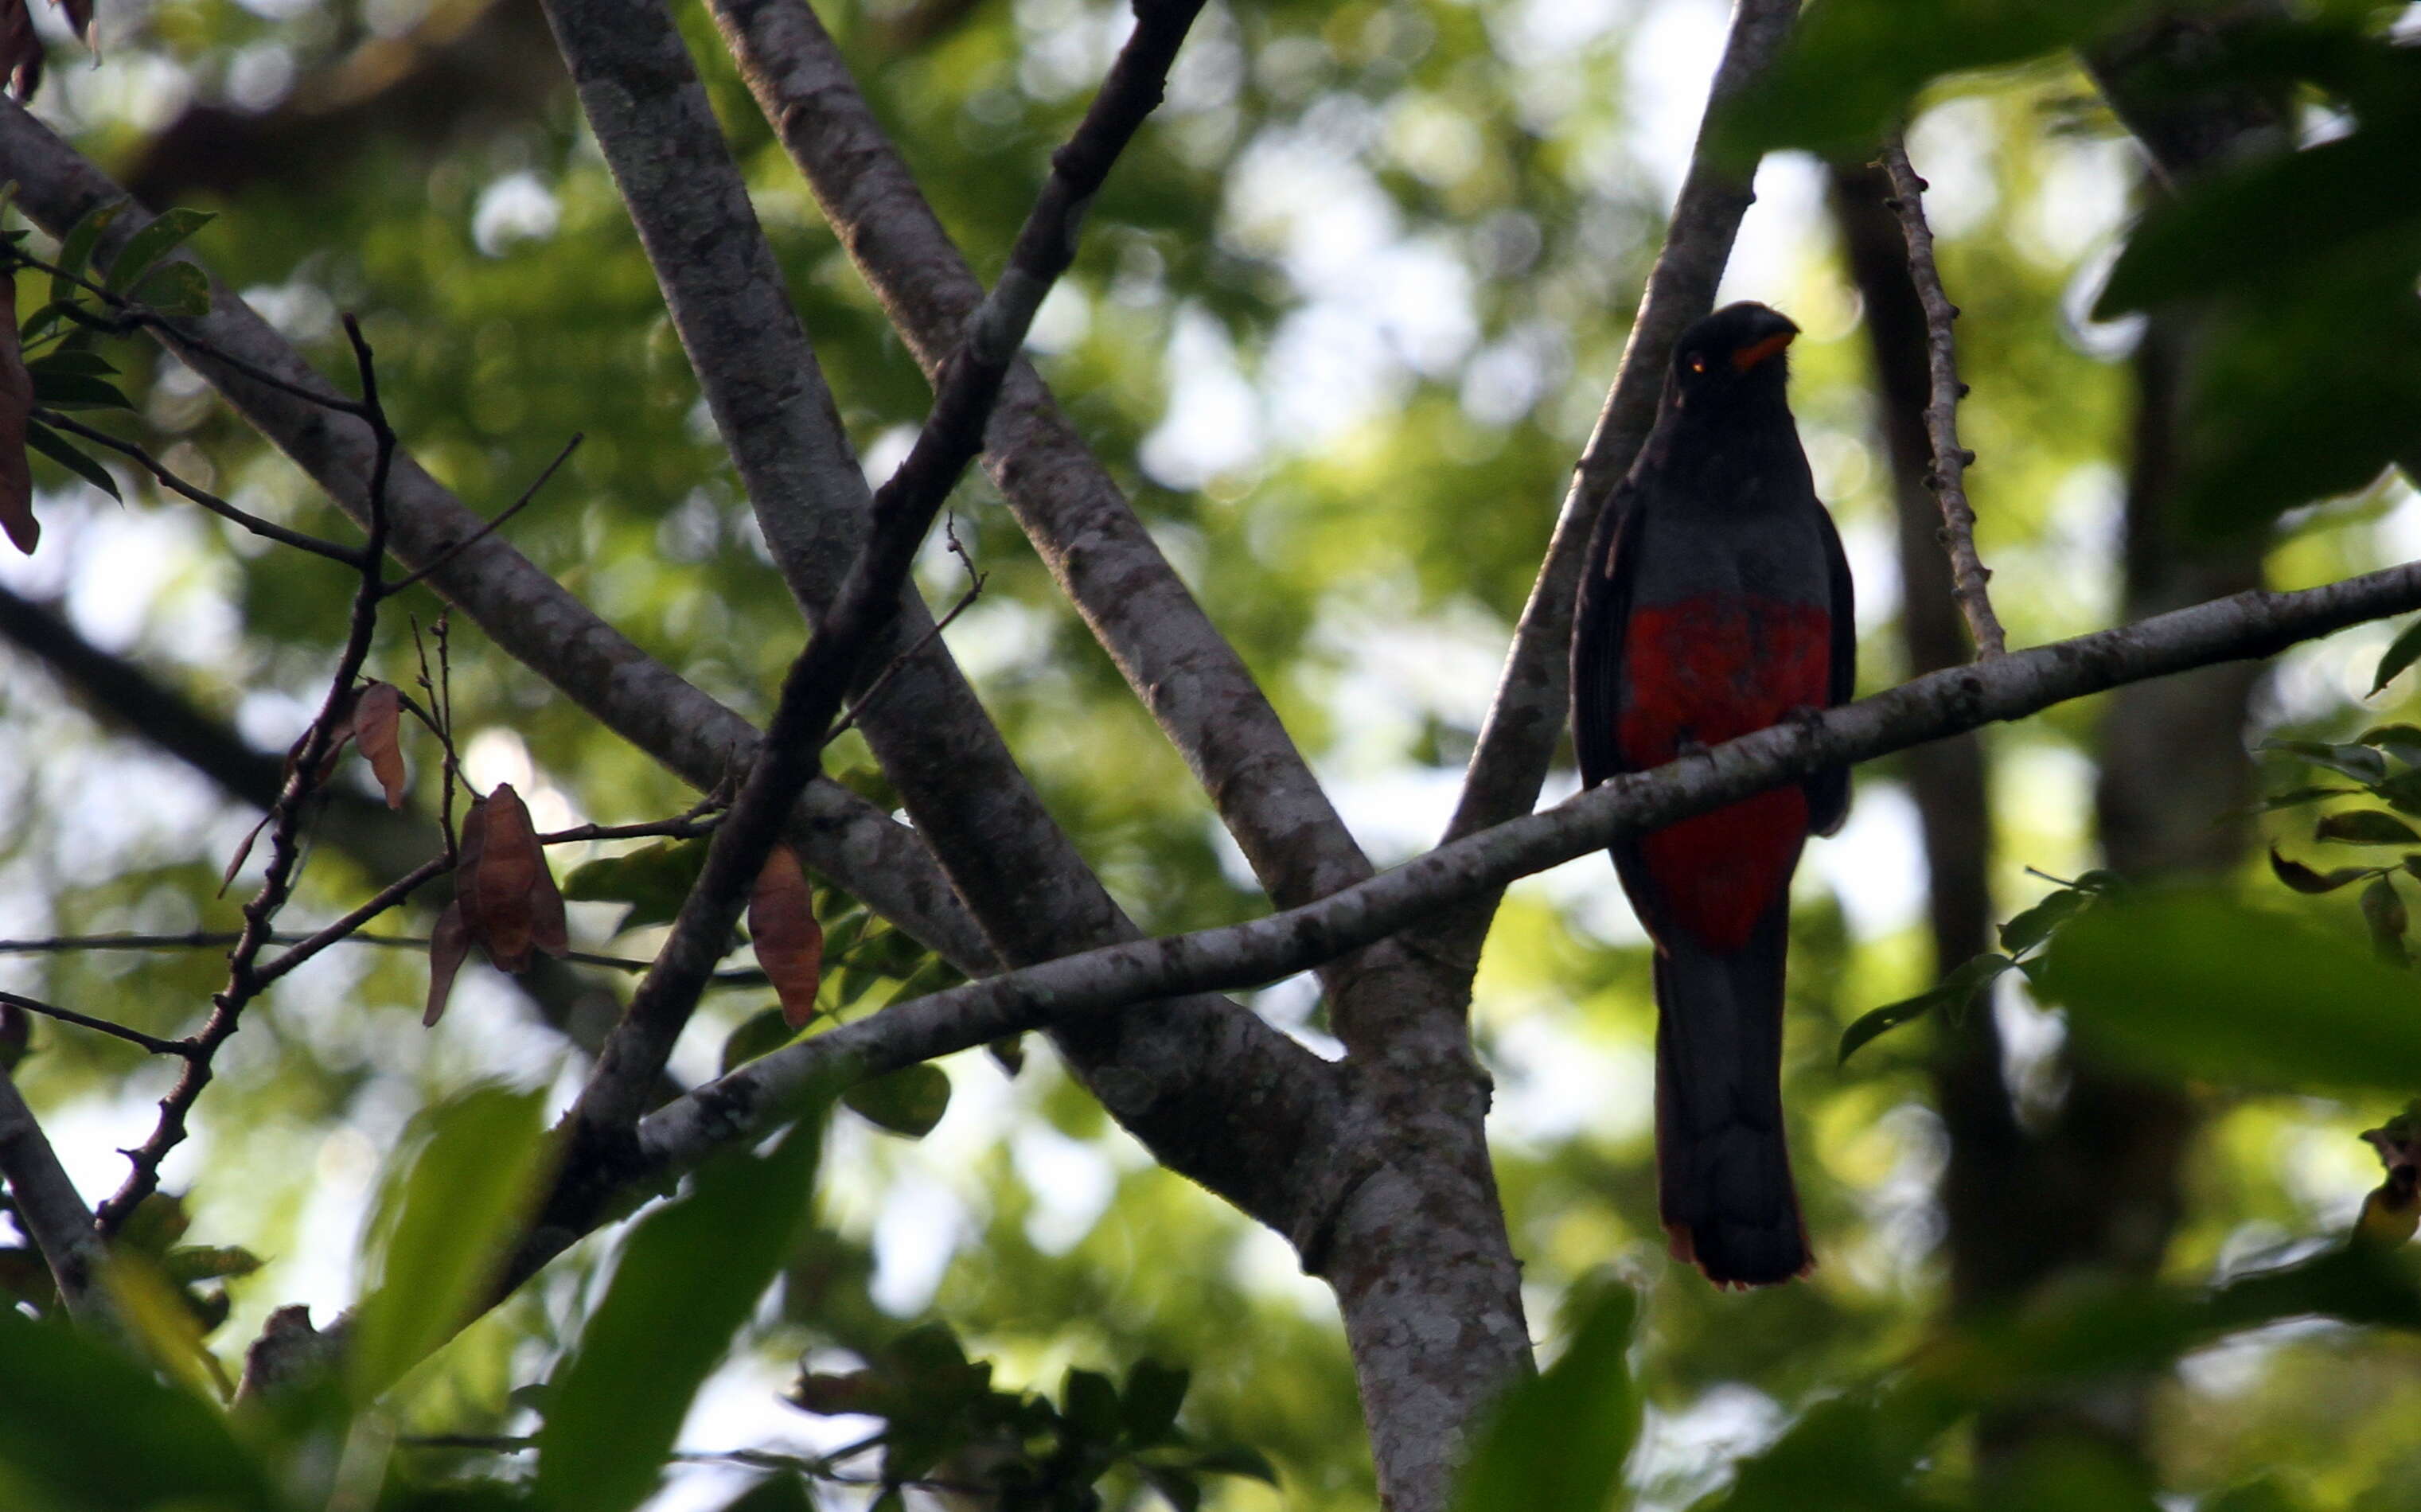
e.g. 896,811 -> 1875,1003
1730,329 -> 1795,372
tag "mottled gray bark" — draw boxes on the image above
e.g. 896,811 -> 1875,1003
707,0 -> 1377,917
533,0 -> 1344,1237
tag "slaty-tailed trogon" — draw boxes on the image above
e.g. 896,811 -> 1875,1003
1570,301 -> 1854,1288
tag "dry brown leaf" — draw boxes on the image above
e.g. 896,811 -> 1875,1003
54,0 -> 92,46
750,844 -> 823,1029
354,681 -> 407,809
219,812 -> 271,894
424,902 -> 470,1027
465,784 -> 563,972
0,266 -> 36,553
0,1 -> 39,103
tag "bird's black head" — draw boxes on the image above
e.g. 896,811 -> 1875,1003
1666,302 -> 1799,412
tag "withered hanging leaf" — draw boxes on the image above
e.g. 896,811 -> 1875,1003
2268,845 -> 2372,894
0,267 -> 37,554
354,681 -> 407,809
219,812 -> 271,894
0,0 -> 37,102
424,901 -> 470,1027
462,784 -> 566,972
750,844 -> 823,1029
53,0 -> 91,48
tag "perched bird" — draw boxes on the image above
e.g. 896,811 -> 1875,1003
1570,302 -> 1854,1288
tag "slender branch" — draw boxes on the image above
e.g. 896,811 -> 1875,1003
0,990 -> 193,1056
380,432 -> 583,596
33,409 -> 366,566
248,851 -> 453,989
554,0 -> 1209,1153
0,1062 -> 109,1322
1443,0 -> 1800,851
1878,136 -> 2006,659
823,522 -> 984,746
95,317 -> 397,1235
581,555 -> 2421,1242
0,931 -> 770,987
711,0 -> 1378,914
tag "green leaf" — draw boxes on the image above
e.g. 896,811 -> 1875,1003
563,838 -> 709,932
2359,724 -> 2421,768
49,200 -> 124,306
2376,620 -> 2421,694
23,419 -> 121,501
722,1006 -> 799,1074
0,1307 -> 277,1510
2364,875 -> 2411,967
1453,1276 -> 1639,1512
1062,1366 -> 1121,1444
1713,0 -> 2138,164
1838,986 -> 1958,1067
536,1107 -> 828,1512
2317,809 -> 2421,846
1187,1443 -> 1280,1484
2260,738 -> 2389,786
29,371 -> 131,411
1839,953 -> 2016,1066
130,260 -> 212,320
843,1062 -> 950,1139
1121,1359 -> 1190,1445
2267,846 -> 2372,894
350,1084 -> 551,1404
23,348 -> 115,377
713,1472 -> 815,1512
2256,785 -> 2362,813
1998,888 -> 2093,954
2095,125 -> 2421,315
2040,890 -> 2421,1091
103,207 -> 214,293
161,1245 -> 263,1284
1143,1466 -> 1203,1512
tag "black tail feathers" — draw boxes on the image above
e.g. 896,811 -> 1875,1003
1652,906 -> 1809,1288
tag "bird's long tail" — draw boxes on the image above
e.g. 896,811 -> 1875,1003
1653,899 -> 1808,1288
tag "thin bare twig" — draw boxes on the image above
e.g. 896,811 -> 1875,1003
825,520 -> 986,746
96,315 -> 399,1236
1878,135 -> 2007,659
0,929 -> 769,984
381,433 -> 584,596
33,408 -> 365,566
0,989 -> 193,1056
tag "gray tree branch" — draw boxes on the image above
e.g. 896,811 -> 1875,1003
706,0 -> 1378,915
0,1065 -> 107,1323
542,0 -> 1214,1169
531,0 -> 1347,1236
621,555 -> 2421,1198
